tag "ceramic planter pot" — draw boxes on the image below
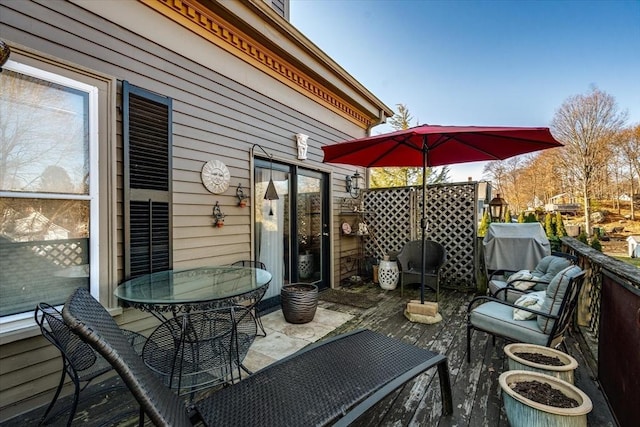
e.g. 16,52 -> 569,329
504,343 -> 578,384
298,252 -> 314,279
378,256 -> 399,290
499,370 -> 592,427
280,283 -> 318,324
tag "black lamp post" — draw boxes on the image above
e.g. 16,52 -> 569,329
488,193 -> 508,222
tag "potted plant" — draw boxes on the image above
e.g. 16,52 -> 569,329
499,370 -> 592,427
280,283 -> 318,324
504,343 -> 578,384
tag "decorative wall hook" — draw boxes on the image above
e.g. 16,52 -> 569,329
236,183 -> 248,207
213,201 -> 225,228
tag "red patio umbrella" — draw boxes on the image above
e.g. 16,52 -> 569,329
322,124 -> 563,307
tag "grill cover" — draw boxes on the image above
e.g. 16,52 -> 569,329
483,223 -> 550,272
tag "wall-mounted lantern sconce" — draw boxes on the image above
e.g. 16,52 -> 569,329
488,193 -> 508,222
345,171 -> 364,199
213,201 -> 225,228
236,183 -> 248,208
252,144 -> 279,215
0,40 -> 11,71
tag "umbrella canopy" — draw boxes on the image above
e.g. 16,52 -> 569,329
322,124 -> 563,306
322,124 -> 562,168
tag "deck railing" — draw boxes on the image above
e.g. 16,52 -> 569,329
561,236 -> 639,427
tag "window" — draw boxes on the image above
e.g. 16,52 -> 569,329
0,60 -> 99,320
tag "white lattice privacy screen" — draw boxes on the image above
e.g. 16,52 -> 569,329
363,182 -> 478,289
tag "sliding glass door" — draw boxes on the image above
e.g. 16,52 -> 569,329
254,160 -> 329,304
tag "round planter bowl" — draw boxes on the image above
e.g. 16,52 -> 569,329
280,283 -> 318,324
499,370 -> 592,427
505,343 -> 578,384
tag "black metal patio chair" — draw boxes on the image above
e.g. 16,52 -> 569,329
142,304 -> 256,397
34,302 -> 145,426
231,260 -> 268,336
62,287 -> 454,427
467,266 -> 586,362
397,240 -> 446,302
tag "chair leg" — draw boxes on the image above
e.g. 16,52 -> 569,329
38,361 -> 67,425
254,309 -> 266,337
66,370 -> 82,427
466,325 -> 472,363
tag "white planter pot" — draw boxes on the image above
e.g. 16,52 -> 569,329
505,343 -> 578,384
378,257 -> 399,290
499,370 -> 592,427
298,253 -> 313,279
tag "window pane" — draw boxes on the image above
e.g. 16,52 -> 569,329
0,69 -> 89,194
0,198 -> 89,316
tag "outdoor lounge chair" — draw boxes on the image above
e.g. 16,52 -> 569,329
397,240 -> 446,301
62,287 -> 453,426
467,266 -> 586,363
487,252 -> 577,303
34,302 -> 145,426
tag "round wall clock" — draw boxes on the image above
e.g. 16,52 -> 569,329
201,159 -> 230,194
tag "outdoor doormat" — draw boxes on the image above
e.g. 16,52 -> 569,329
318,288 -> 382,309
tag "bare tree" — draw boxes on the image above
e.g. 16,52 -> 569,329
551,88 -> 627,236
615,124 -> 640,219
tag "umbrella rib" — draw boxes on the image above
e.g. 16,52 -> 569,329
429,132 -> 561,160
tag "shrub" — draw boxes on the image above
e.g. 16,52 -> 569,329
577,231 -> 589,244
478,211 -> 491,237
517,211 -> 525,223
590,235 -> 602,252
555,212 -> 567,237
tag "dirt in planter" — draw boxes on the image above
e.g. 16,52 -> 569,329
510,380 -> 579,408
514,351 -> 564,366
284,284 -> 314,292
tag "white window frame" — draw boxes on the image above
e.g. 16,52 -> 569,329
0,60 -> 100,334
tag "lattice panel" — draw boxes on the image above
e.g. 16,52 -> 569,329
363,188 -> 413,259
364,183 -> 478,289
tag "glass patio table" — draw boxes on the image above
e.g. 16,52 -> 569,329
115,266 -> 272,394
114,265 -> 272,320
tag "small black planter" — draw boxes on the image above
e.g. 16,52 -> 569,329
281,283 -> 318,324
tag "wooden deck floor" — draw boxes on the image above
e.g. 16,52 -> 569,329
7,284 -> 616,426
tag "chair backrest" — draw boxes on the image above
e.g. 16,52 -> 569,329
538,267 -> 586,346
35,302 -> 99,372
62,288 -> 192,427
531,254 -> 575,282
232,260 -> 266,270
397,240 -> 446,273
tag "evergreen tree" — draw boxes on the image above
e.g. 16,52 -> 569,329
525,212 -> 537,223
544,213 -> 555,238
577,231 -> 589,244
478,211 -> 492,237
517,211 -> 526,223
503,208 -> 511,223
555,212 -> 567,237
590,235 -> 602,251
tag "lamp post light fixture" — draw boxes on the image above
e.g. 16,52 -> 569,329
488,193 -> 508,222
345,171 -> 364,199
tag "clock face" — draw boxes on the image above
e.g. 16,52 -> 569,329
201,160 -> 230,194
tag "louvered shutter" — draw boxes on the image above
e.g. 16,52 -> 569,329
123,81 -> 172,279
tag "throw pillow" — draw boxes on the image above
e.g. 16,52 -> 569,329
507,270 -> 536,291
513,291 -> 546,320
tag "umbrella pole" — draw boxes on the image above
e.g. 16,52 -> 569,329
420,145 -> 427,305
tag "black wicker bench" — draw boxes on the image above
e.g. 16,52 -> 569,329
63,288 -> 453,426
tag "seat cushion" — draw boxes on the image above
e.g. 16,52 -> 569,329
470,301 -> 549,346
537,265 -> 582,333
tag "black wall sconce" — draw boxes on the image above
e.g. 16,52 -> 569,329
252,144 -> 279,215
236,183 -> 248,207
488,193 -> 508,222
213,201 -> 225,228
345,171 -> 364,199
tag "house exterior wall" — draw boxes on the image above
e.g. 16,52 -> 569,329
0,0 -> 391,419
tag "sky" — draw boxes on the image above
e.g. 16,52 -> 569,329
289,0 -> 640,182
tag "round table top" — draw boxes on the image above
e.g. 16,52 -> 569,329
114,266 -> 272,309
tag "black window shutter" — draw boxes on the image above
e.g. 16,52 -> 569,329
123,81 -> 172,279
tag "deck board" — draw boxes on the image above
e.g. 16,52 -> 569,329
5,284 -> 616,426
